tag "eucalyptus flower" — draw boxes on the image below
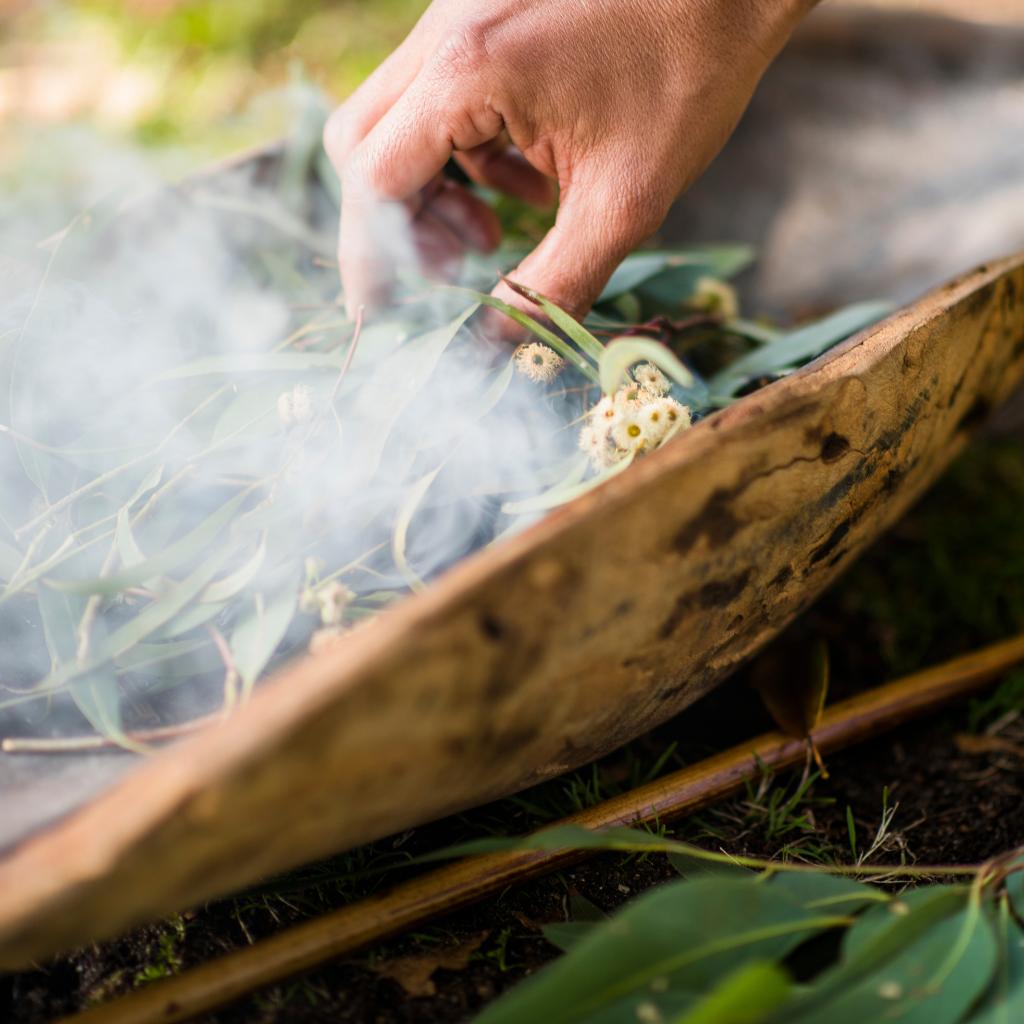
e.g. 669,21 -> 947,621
514,342 -> 565,383
633,362 -> 670,396
692,275 -> 739,319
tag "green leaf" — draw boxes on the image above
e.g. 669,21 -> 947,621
542,922 -> 600,954
598,246 -> 754,303
599,338 -> 697,396
674,961 -> 792,1024
148,600 -> 228,641
710,302 -> 892,397
501,453 -> 636,517
667,852 -> 751,880
504,281 -> 605,363
474,876 -> 850,1024
36,583 -> 133,747
766,872 -> 888,914
47,490 -> 250,595
453,289 -> 599,382
779,887 -> 995,1024
199,537 -> 267,604
964,895 -> 1024,1023
352,306 -> 478,478
392,466 -> 442,592
229,574 -> 299,693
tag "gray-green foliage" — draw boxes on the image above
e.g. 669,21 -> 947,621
452,827 -> 1024,1024
0,114 -> 888,748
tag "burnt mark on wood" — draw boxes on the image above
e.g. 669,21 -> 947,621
820,433 -> 851,463
658,569 -> 751,640
810,519 -> 852,565
874,387 -> 931,455
658,593 -> 690,640
672,485 -> 744,553
826,548 -> 849,569
479,613 -> 507,641
883,467 -> 904,494
698,570 -> 752,610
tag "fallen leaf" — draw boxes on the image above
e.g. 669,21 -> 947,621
751,638 -> 830,776
371,931 -> 490,997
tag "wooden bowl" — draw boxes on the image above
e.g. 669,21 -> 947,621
1,5 -> 1023,971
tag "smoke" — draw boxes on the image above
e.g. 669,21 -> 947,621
0,99 -> 581,843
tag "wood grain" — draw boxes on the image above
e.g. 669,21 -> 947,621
0,253 -> 1022,971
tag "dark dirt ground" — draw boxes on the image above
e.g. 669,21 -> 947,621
3,435 -> 1024,1023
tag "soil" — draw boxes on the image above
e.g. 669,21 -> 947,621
3,436 -> 1024,1023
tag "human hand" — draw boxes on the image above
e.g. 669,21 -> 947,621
324,0 -> 814,322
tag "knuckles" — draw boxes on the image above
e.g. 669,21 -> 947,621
430,19 -> 497,81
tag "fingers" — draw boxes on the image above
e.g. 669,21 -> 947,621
453,140 -> 556,208
488,177 -> 668,334
339,75 -> 504,314
323,44 -> 422,172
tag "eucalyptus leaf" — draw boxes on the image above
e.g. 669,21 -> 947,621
47,490 -> 250,596
502,454 -> 631,517
964,896 -> 1024,1023
473,876 -> 850,1024
775,887 -> 989,1024
674,961 -> 791,1024
710,301 -> 893,397
393,466 -> 443,592
505,282 -> 606,363
598,246 -> 754,303
598,338 -> 701,404
230,574 -> 299,692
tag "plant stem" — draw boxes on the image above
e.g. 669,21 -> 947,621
1,713 -> 220,754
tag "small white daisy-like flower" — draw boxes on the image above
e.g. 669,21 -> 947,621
633,362 -> 670,396
592,395 -> 617,423
614,383 -> 645,409
659,397 -> 692,432
290,383 -> 314,423
611,409 -> 651,454
514,342 -> 565,383
316,580 -> 355,627
692,276 -> 739,319
277,391 -> 294,426
638,403 -> 672,446
278,384 -> 315,427
578,422 -> 614,469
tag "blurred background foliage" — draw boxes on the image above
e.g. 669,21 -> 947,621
0,0 -> 428,171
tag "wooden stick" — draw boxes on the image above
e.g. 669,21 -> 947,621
60,633 -> 1024,1024
1,715 -> 220,754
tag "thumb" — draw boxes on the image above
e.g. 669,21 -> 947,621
490,177 -> 668,326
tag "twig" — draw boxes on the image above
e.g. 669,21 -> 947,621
207,624 -> 240,714
60,632 -> 1024,1024
1,714 -> 220,754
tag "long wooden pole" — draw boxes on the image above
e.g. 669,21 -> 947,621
62,633 -> 1024,1024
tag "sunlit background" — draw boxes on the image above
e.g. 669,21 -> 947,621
0,0 -> 427,180
3,0 -> 1020,176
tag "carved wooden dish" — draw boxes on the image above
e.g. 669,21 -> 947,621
1,5 -> 1023,973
